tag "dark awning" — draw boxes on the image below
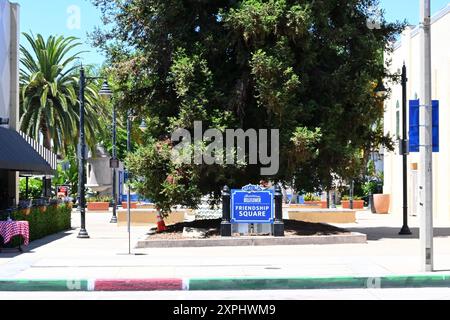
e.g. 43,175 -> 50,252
0,127 -> 54,174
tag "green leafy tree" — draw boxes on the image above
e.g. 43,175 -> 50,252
92,0 -> 403,213
20,33 -> 106,155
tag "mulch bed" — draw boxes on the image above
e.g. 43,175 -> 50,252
148,219 -> 349,240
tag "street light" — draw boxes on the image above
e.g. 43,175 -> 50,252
399,63 -> 412,235
374,80 -> 388,98
77,66 -> 90,239
139,120 -> 148,132
77,67 -> 111,239
98,81 -> 118,224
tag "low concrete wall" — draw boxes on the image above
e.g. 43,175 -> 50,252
136,233 -> 367,248
117,209 -> 186,226
288,209 -> 356,224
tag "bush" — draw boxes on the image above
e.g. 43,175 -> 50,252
341,195 -> 363,201
19,178 -> 43,200
1,204 -> 72,247
304,193 -> 321,202
86,195 -> 112,203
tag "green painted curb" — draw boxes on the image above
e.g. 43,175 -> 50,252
188,275 -> 450,291
0,280 -> 89,291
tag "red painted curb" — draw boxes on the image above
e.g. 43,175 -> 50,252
95,279 -> 183,291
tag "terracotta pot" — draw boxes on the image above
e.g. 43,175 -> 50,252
373,194 -> 390,214
20,208 -> 31,216
122,202 -> 138,209
87,202 -> 110,211
321,201 -> 328,209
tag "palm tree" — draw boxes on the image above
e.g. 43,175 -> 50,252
19,33 -> 105,155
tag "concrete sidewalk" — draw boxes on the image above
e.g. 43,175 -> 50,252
0,210 -> 450,285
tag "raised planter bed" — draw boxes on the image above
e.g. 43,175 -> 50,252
341,200 -> 365,210
87,202 -> 110,211
122,202 -> 138,209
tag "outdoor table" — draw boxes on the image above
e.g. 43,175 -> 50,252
0,221 -> 30,252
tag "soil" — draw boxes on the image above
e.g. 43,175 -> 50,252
147,219 -> 349,240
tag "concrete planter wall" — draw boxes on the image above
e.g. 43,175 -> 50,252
303,201 -> 328,209
122,202 -> 138,209
87,202 -> 110,211
341,200 -> 365,210
373,194 -> 391,214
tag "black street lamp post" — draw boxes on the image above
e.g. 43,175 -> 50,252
77,66 -> 89,239
98,81 -> 117,224
399,63 -> 412,235
78,68 -> 113,238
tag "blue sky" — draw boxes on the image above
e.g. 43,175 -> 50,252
15,0 -> 450,66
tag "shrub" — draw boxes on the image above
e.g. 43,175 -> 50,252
341,195 -> 363,201
19,178 -> 43,200
304,193 -> 321,202
1,204 -> 72,247
86,196 -> 112,203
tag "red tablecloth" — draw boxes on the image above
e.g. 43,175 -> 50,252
0,221 -> 30,246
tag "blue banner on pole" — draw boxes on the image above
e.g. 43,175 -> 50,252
409,100 -> 439,153
231,185 -> 274,224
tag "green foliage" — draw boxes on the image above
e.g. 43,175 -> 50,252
303,193 -> 321,202
362,180 -> 382,196
19,33 -> 107,155
92,0 -> 404,212
341,195 -> 363,201
86,195 -> 112,203
19,178 -> 43,200
52,153 -> 78,198
3,204 -> 72,247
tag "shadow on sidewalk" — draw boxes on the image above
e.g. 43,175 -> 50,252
346,227 -> 450,241
0,228 -> 75,259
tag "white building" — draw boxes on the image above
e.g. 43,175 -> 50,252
383,4 -> 450,222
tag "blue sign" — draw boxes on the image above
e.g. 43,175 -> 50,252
231,185 -> 274,224
409,100 -> 439,153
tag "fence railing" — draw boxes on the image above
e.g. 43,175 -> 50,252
18,131 -> 58,170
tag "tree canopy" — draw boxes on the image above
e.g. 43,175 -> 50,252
91,0 -> 403,212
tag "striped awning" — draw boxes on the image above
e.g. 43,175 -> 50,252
0,127 -> 56,174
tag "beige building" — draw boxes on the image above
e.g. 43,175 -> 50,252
383,4 -> 450,222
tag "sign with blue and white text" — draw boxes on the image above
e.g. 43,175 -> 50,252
231,185 -> 274,224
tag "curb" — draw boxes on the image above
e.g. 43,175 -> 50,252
1,275 -> 450,291
0,280 -> 88,291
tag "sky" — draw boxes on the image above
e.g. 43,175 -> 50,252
14,0 -> 450,67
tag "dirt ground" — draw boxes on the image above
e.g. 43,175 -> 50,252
147,219 -> 349,240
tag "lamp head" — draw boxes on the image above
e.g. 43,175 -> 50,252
99,81 -> 113,99
374,80 -> 387,97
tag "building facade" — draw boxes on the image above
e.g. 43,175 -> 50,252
383,4 -> 450,222
1,1 -> 57,208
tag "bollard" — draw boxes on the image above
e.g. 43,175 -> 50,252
273,185 -> 285,237
221,186 -> 232,237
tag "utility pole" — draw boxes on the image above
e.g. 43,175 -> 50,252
419,0 -> 433,272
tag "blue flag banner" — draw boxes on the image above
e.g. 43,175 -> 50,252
409,100 -> 439,153
231,185 -> 274,224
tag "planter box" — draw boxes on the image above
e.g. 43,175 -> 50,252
117,209 -> 185,226
341,200 -> 365,210
87,202 -> 110,211
373,194 -> 390,214
303,201 -> 328,209
122,202 -> 138,209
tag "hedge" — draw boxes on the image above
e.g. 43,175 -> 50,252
1,204 -> 72,247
